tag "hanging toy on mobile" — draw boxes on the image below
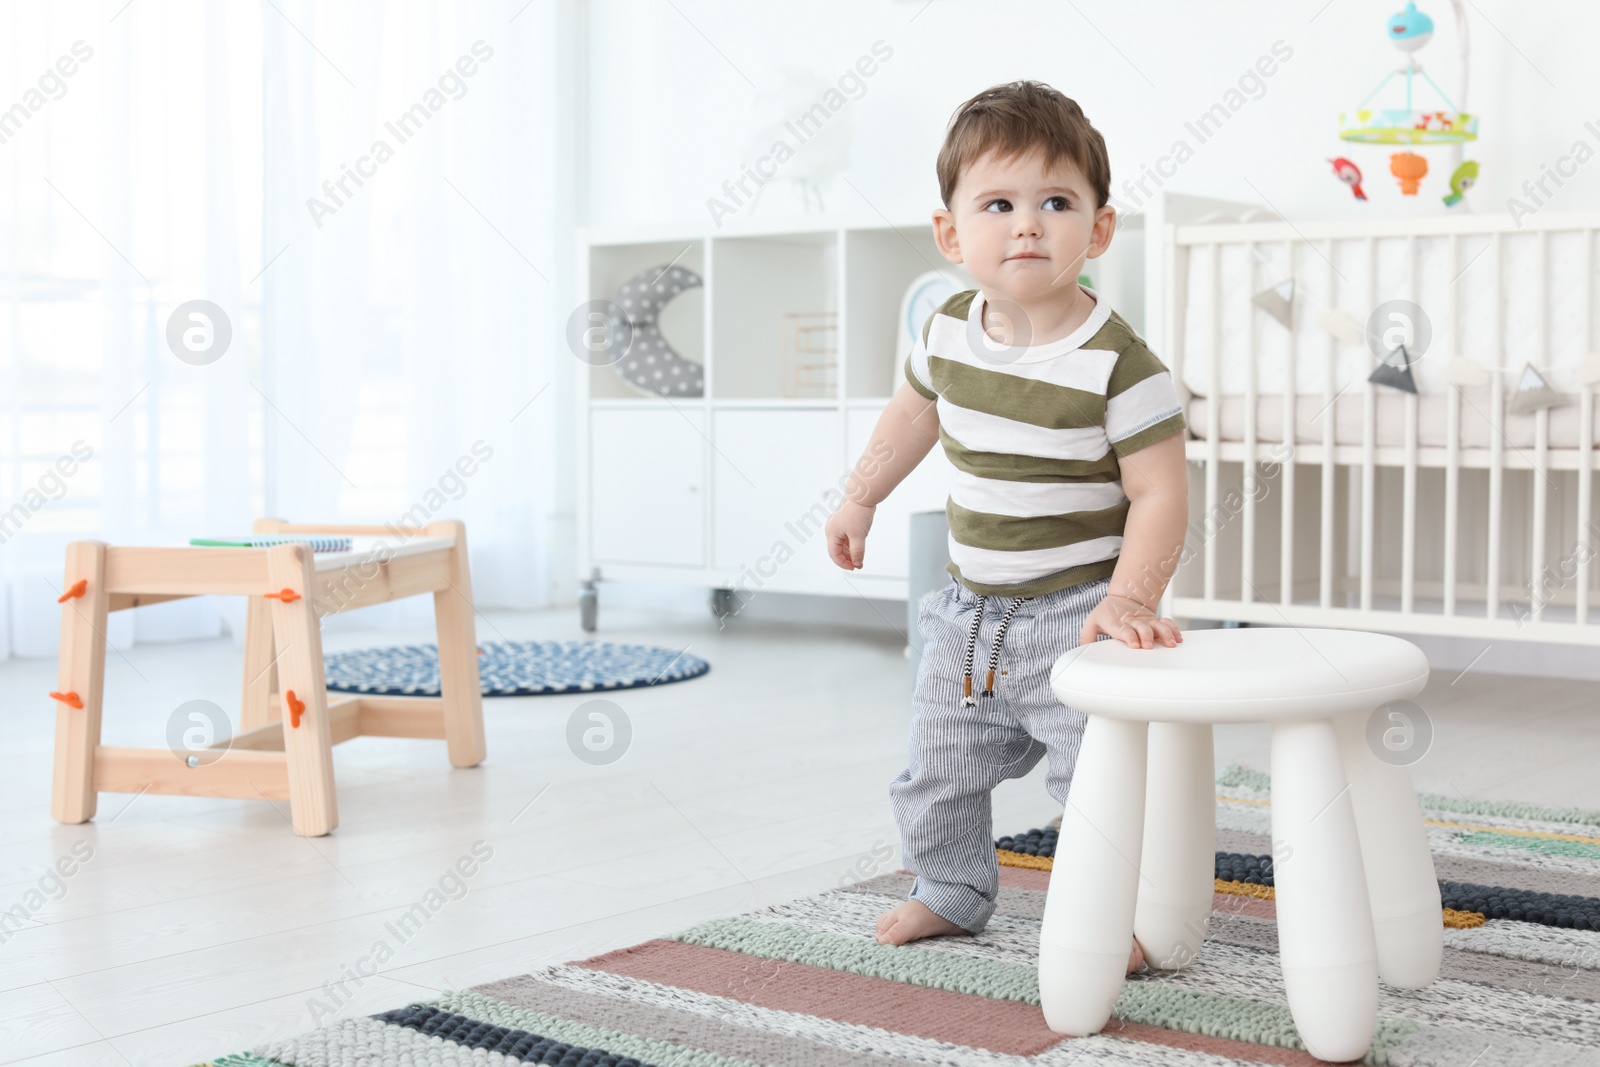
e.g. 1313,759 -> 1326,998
1442,159 -> 1479,206
1388,1 -> 1434,51
1333,1 -> 1478,201
1329,157 -> 1368,200
1390,152 -> 1429,195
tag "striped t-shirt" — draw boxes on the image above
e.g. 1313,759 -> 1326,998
904,286 -> 1187,598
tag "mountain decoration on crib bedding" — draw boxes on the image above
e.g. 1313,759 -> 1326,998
1251,279 -> 1296,329
1507,363 -> 1571,415
1368,343 -> 1419,394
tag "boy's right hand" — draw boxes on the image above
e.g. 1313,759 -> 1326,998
825,500 -> 875,570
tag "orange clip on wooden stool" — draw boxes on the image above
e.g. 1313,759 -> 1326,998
49,519 -> 487,836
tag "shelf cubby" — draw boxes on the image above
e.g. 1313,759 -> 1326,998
842,225 -> 973,400
584,239 -> 707,401
710,231 -> 838,401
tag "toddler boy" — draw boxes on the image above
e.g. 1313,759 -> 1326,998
823,81 -> 1190,972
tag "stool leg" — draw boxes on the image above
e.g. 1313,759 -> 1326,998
266,544 -> 338,837
1039,714 -> 1147,1036
239,592 -> 279,732
1135,721 -> 1215,971
1334,708 -> 1443,989
52,541 -> 109,824
240,517 -> 287,732
1270,718 -> 1379,1063
426,519 -> 486,769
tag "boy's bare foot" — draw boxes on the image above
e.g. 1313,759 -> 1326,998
877,900 -> 1146,975
875,900 -> 969,945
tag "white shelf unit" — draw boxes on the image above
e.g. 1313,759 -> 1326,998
575,213 -> 1148,612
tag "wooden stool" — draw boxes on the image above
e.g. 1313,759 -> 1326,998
1041,627 -> 1439,1062
49,519 -> 487,837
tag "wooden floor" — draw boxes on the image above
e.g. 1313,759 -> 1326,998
1,603 -> 1597,1065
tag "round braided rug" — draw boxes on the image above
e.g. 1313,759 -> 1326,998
322,639 -> 709,697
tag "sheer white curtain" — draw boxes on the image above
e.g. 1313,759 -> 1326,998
1,1 -> 574,662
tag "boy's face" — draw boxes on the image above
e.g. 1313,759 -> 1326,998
932,147 -> 1115,307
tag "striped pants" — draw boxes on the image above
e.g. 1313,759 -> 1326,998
889,571 -> 1110,933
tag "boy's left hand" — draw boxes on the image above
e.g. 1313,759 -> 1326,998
1079,594 -> 1183,650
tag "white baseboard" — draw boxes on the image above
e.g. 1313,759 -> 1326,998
1176,616 -> 1600,683
1394,632 -> 1600,683
590,582 -> 1600,682
588,579 -> 906,634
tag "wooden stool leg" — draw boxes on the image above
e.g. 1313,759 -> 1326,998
240,595 -> 279,731
266,544 -> 337,836
1038,714 -> 1148,1036
426,519 -> 486,769
1135,721 -> 1215,971
240,517 -> 286,731
51,541 -> 110,824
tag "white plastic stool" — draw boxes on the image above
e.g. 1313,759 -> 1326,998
1041,627 -> 1440,1063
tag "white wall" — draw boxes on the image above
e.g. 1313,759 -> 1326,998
582,0 -> 1596,235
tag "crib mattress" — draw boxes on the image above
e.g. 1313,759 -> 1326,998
1184,390 -> 1600,450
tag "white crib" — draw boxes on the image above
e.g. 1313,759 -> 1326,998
1157,207 -> 1600,646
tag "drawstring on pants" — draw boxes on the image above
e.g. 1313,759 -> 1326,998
960,593 -> 1030,706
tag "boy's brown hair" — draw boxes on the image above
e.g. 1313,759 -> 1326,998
936,80 -> 1111,209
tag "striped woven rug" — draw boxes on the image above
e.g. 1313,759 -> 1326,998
200,765 -> 1600,1067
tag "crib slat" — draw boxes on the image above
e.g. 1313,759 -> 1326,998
1579,230 -> 1596,626
1401,237 -> 1418,614
1205,242 -> 1220,603
1486,232 -> 1504,620
1320,239 -> 1336,609
1163,237 -> 1189,620
1360,237 -> 1376,613
1348,441 -> 1363,607
1533,410 -> 1549,622
1530,230 -> 1549,622
1281,240 -> 1296,606
1580,382 -> 1595,625
1242,242 -> 1257,602
1402,404 -> 1417,613
1444,234 -> 1461,617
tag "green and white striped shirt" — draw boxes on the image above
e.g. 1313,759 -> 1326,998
904,286 -> 1187,598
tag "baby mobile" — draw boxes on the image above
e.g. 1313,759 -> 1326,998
1309,2 -> 1581,409
1255,2 -> 1509,404
1328,1 -> 1480,208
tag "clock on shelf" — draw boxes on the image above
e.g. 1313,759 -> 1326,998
893,270 -> 963,396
